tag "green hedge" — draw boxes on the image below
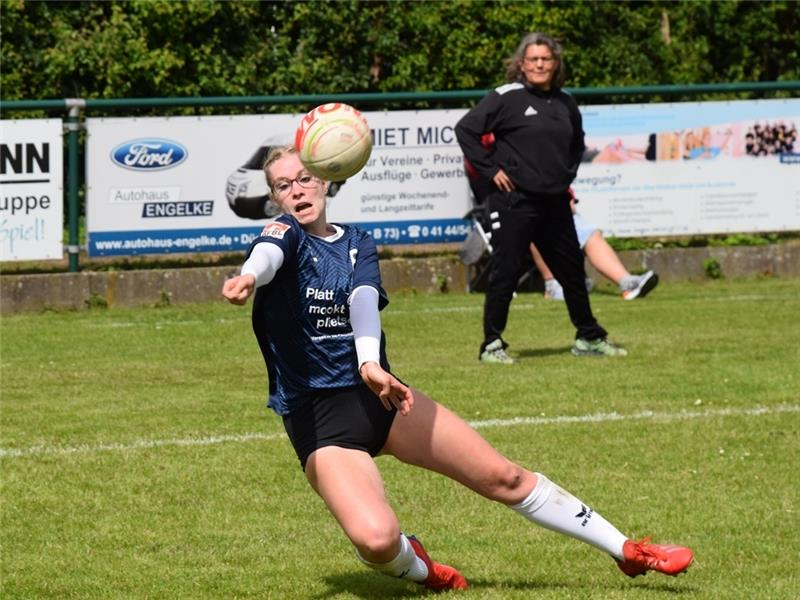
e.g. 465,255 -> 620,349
2,0 -> 798,112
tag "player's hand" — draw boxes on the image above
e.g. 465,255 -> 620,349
222,274 -> 255,305
493,168 -> 515,192
359,361 -> 414,416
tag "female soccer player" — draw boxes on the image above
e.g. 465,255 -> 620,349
221,145 -> 693,592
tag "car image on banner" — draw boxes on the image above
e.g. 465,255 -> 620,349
224,135 -> 346,220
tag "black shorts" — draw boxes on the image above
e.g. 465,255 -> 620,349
282,384 -> 397,471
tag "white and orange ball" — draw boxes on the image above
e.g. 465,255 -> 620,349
294,103 -> 372,180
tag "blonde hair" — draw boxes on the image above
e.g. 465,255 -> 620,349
262,145 -> 298,187
504,32 -> 566,88
262,145 -> 328,198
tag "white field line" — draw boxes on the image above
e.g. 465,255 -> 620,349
469,403 -> 800,428
0,432 -> 288,459
2,404 -> 797,460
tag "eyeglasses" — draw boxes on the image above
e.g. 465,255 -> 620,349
272,172 -> 320,198
523,56 -> 555,64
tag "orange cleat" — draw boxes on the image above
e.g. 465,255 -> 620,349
617,537 -> 694,578
407,535 -> 469,591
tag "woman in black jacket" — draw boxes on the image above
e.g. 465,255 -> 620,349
456,32 -> 626,363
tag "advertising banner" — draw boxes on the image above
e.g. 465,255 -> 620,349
85,110 -> 471,257
574,98 -> 799,236
0,119 -> 64,261
84,98 -> 798,258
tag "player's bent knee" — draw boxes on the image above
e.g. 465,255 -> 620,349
351,522 -> 401,560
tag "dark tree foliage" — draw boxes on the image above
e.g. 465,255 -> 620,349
2,0 -> 798,110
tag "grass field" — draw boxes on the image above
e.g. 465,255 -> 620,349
2,278 -> 799,599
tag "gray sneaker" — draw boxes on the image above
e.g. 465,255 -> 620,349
571,337 -> 628,357
480,339 -> 516,364
622,270 -> 659,301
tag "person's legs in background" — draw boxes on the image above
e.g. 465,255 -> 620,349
530,243 -> 563,300
531,242 -> 593,301
535,212 -> 596,301
534,213 -> 659,302
582,230 -> 628,283
531,195 -> 625,356
531,196 -> 605,339
582,230 -> 659,300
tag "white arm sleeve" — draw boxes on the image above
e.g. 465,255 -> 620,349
349,285 -> 381,368
240,242 -> 285,288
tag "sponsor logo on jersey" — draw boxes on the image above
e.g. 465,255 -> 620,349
261,221 -> 290,239
110,139 -> 188,171
524,106 -> 538,116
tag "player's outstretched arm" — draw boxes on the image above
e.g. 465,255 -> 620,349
359,361 -> 413,416
222,274 -> 255,305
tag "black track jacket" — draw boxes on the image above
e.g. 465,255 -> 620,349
455,82 -> 586,195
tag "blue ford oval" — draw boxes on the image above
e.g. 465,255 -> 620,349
111,139 -> 188,171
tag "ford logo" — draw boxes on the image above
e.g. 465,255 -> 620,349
110,138 -> 188,171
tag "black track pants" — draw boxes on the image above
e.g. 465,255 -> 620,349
481,190 -> 607,351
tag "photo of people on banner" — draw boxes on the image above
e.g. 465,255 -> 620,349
744,121 -> 797,157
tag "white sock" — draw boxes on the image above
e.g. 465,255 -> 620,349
510,473 -> 627,560
356,534 -> 428,582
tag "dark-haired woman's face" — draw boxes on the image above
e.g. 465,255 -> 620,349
520,44 -> 556,90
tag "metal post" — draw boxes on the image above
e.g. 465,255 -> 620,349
65,99 -> 85,272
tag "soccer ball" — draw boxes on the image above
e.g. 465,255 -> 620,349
295,103 -> 372,180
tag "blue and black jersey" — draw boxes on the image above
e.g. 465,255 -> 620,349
246,214 -> 389,415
